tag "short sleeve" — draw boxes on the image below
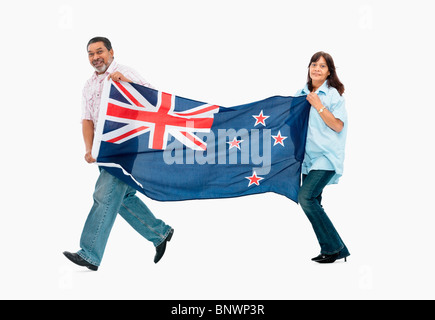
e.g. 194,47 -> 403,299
119,66 -> 155,89
329,95 -> 347,123
81,81 -> 93,122
294,89 -> 303,97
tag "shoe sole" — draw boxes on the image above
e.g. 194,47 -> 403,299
316,258 -> 337,264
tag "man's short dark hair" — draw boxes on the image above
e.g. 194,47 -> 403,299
87,37 -> 112,51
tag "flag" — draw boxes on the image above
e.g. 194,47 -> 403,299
92,80 -> 310,203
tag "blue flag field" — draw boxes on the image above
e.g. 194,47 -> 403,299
92,81 -> 310,203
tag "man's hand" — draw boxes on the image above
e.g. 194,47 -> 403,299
107,71 -> 131,83
84,151 -> 96,164
82,120 -> 95,163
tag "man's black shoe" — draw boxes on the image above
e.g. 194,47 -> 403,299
63,251 -> 98,271
154,229 -> 174,264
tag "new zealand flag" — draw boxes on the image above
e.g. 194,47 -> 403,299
92,81 -> 310,203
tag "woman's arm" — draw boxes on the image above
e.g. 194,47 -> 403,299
306,92 -> 344,133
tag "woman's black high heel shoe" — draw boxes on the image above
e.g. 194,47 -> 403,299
311,252 -> 340,264
312,253 -> 348,263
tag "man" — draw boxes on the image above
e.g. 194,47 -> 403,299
64,37 -> 174,271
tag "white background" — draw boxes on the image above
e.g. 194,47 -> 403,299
1,0 -> 434,299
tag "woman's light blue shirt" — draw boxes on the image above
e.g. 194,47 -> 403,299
295,81 -> 347,184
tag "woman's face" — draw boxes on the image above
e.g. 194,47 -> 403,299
309,56 -> 330,84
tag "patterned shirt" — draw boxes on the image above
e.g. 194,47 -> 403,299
81,60 -> 154,129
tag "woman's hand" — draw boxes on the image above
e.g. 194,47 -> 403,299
307,92 -> 344,133
306,92 -> 323,111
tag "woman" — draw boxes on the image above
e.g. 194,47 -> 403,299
295,52 -> 350,263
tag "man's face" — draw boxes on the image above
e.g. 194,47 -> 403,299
87,41 -> 114,74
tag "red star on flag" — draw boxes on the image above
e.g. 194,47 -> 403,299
272,131 -> 288,146
245,171 -> 264,187
253,110 -> 270,127
227,137 -> 244,150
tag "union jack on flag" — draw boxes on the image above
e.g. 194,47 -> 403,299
100,81 -> 219,151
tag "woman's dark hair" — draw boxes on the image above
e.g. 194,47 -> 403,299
87,36 -> 112,51
307,51 -> 345,96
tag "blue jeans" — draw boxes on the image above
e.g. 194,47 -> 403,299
77,169 -> 172,266
298,170 -> 350,258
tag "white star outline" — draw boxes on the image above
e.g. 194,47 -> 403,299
271,131 -> 288,147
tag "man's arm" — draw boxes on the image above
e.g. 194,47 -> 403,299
82,120 -> 96,163
108,67 -> 154,89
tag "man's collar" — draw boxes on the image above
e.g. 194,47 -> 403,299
105,59 -> 117,74
93,60 -> 117,78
